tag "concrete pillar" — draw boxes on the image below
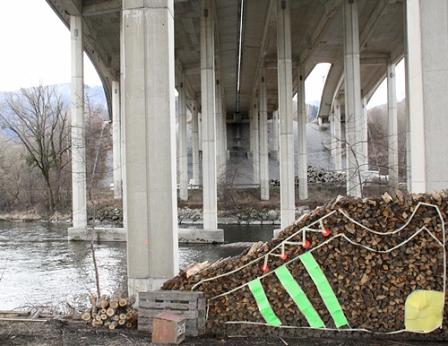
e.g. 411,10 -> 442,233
259,68 -> 269,200
387,61 -> 399,190
201,0 -> 218,230
332,98 -> 343,171
271,111 -> 279,160
191,100 -> 200,185
215,73 -> 224,181
70,15 -> 87,230
223,103 -> 228,160
277,0 -> 295,229
343,0 -> 362,198
406,0 -> 448,193
252,104 -> 260,185
121,1 -> 178,294
297,65 -> 308,200
198,112 -> 203,152
112,81 -> 122,199
178,73 -> 188,201
360,97 -> 368,172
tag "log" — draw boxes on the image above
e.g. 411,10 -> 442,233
91,320 -> 103,328
99,295 -> 110,309
81,311 -> 91,321
109,321 -> 119,330
109,289 -> 123,309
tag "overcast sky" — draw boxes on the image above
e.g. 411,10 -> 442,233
0,0 -> 403,107
0,0 -> 100,91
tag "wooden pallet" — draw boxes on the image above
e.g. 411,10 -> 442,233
138,290 -> 206,336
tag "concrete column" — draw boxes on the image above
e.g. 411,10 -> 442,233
343,0 -> 362,198
191,100 -> 200,185
259,69 -> 269,200
215,73 -> 224,181
277,0 -> 295,229
297,65 -> 308,200
252,104 -> 260,185
198,112 -> 203,152
271,111 -> 279,160
112,81 -> 122,199
406,0 -> 448,193
179,73 -> 188,201
332,98 -> 343,171
387,62 -> 399,190
223,103 -> 228,160
121,1 -> 178,294
360,97 -> 368,172
70,15 -> 87,230
201,0 -> 218,230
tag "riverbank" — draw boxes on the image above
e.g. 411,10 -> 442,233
0,184 -> 391,226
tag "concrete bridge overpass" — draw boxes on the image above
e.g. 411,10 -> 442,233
45,0 -> 448,296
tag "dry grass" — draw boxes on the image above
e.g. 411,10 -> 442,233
179,184 -> 392,212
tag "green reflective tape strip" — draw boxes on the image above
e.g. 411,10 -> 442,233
248,278 -> 282,326
300,252 -> 348,328
275,265 -> 325,328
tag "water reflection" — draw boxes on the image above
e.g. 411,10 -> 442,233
0,222 -> 274,310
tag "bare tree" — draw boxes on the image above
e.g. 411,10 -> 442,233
0,84 -> 71,213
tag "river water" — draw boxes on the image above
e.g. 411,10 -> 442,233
0,222 -> 274,311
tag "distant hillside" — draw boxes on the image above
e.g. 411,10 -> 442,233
0,83 -> 106,108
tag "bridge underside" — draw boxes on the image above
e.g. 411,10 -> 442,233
45,0 -> 448,295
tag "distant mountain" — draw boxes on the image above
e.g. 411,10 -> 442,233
308,100 -> 320,108
0,83 -> 107,109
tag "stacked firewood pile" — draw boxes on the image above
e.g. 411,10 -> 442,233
270,166 -> 346,187
306,166 -> 345,184
81,290 -> 138,329
163,190 -> 448,338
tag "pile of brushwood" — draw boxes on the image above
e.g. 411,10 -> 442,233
163,190 -> 448,340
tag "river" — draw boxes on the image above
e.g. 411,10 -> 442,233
0,222 -> 274,311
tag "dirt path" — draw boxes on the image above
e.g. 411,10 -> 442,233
0,320 -> 447,346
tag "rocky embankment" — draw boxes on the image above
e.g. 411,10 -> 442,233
0,205 -> 316,227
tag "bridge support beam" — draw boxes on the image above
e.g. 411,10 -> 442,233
112,80 -> 122,199
259,68 -> 269,201
122,0 -> 178,294
331,98 -> 343,171
406,0 -> 448,193
277,0 -> 295,229
360,97 -> 368,172
251,104 -> 260,185
343,0 -> 362,198
387,61 -> 399,191
271,111 -> 279,160
297,64 -> 308,200
70,15 -> 87,230
191,100 -> 200,185
215,72 -> 225,181
201,0 -> 219,232
179,73 -> 188,201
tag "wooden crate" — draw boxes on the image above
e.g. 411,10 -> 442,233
152,312 -> 186,344
138,290 -> 206,336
